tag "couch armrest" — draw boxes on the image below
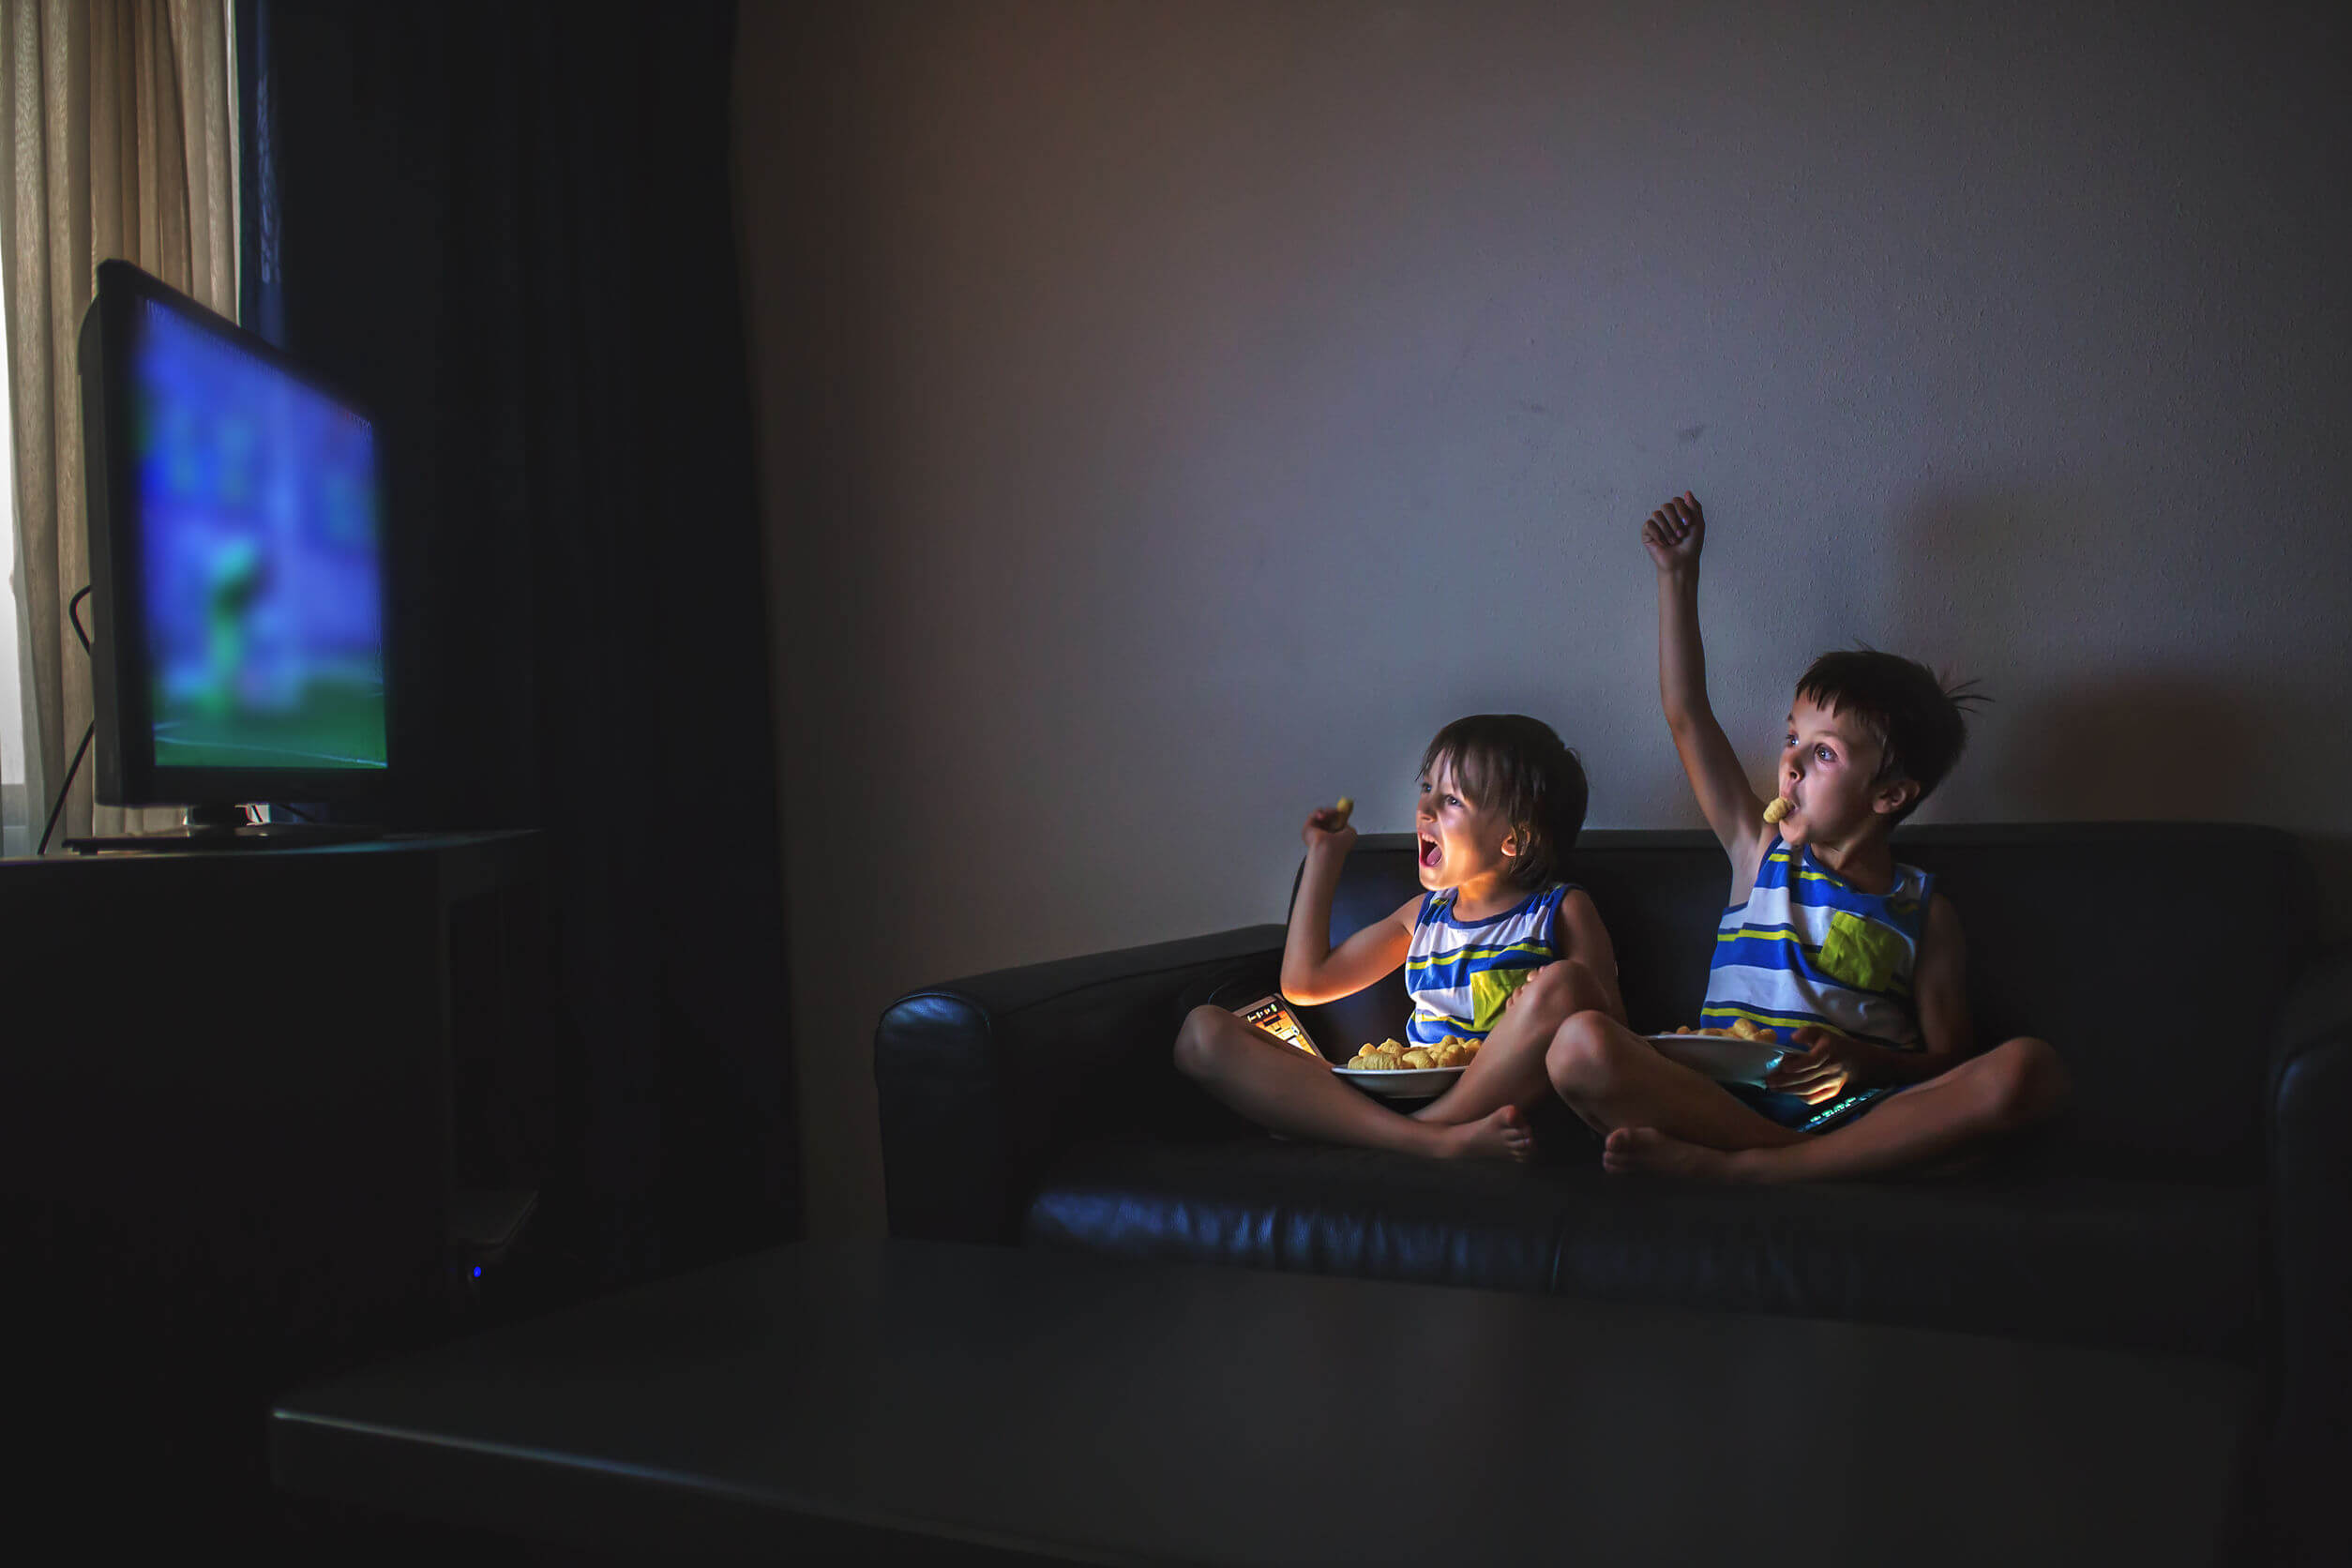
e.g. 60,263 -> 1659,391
874,924 -> 1286,1244
2267,944 -> 2352,1562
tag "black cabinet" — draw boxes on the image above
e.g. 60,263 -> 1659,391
0,831 -> 548,1545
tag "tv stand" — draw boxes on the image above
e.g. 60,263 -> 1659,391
4,831 -> 550,1531
66,803 -> 385,853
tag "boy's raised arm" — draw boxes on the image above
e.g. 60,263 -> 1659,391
1644,492 -> 1767,854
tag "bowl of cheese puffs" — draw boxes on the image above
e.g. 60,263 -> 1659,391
1332,1034 -> 1480,1097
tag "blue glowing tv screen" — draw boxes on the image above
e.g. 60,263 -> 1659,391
81,262 -> 391,806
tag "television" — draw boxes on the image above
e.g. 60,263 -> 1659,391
75,260 -> 390,842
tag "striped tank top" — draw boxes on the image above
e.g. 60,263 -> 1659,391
1703,836 -> 1932,1048
1403,882 -> 1572,1047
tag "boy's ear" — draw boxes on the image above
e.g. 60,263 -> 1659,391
1872,777 -> 1921,818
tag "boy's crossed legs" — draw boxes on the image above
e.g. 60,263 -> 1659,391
1545,1013 -> 2068,1182
1173,959 -> 1615,1161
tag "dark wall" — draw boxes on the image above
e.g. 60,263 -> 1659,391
256,0 -> 798,1278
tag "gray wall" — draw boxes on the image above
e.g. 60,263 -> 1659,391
733,0 -> 2352,1239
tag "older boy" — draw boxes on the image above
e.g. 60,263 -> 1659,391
1546,492 -> 2068,1181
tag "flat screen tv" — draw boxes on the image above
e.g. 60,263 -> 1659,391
76,260 -> 390,834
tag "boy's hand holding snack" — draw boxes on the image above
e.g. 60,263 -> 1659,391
1302,796 -> 1357,855
1762,1026 -> 1876,1103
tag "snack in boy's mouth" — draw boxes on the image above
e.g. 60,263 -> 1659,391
1331,795 -> 1354,828
1762,796 -> 1792,824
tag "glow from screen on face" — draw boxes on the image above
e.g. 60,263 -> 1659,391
131,300 -> 386,772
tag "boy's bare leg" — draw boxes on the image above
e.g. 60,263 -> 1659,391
1546,1011 -> 1811,1151
1605,1036 -> 2068,1182
1412,960 -> 1614,1127
1172,1006 -> 1534,1160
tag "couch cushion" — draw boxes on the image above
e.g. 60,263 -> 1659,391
1023,1137 -> 2263,1363
1545,1156 -> 2265,1362
1304,824 -> 2318,1184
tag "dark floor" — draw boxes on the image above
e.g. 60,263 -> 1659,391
20,1193 -> 2302,1567
15,1193 -> 657,1565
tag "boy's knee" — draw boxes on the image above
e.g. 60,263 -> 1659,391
1545,1010 -> 1623,1099
1517,961 -> 1587,1023
1172,1005 -> 1229,1079
1524,958 -> 1599,1019
1977,1036 -> 2065,1128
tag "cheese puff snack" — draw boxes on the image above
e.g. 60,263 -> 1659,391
1763,796 -> 1792,824
1346,1034 -> 1477,1072
1669,1022 -> 1781,1043
1345,1033 -> 1489,1071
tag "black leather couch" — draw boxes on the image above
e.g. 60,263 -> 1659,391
876,823 -> 2348,1557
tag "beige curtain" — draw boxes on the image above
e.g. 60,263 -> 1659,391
2,0 -> 235,849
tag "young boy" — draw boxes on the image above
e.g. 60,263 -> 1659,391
1545,492 -> 2068,1181
1174,715 -> 1626,1161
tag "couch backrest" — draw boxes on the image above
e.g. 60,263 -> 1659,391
1296,823 -> 2319,1182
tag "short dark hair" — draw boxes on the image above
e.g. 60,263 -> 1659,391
1794,648 -> 1986,823
1417,715 -> 1589,888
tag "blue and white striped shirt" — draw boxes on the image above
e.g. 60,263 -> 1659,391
1403,882 -> 1572,1047
1701,836 -> 1932,1050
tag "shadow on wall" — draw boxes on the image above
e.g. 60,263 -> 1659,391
1888,491 -> 2350,941
1990,673 -> 2352,942
1998,675 -> 2265,820
1999,674 -> 2350,942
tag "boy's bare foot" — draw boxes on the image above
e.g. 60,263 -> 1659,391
1441,1104 -> 1537,1162
1602,1125 -> 1756,1181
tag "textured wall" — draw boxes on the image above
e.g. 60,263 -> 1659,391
734,0 -> 2352,1238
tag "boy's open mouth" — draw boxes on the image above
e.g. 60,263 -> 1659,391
1419,836 -> 1441,868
